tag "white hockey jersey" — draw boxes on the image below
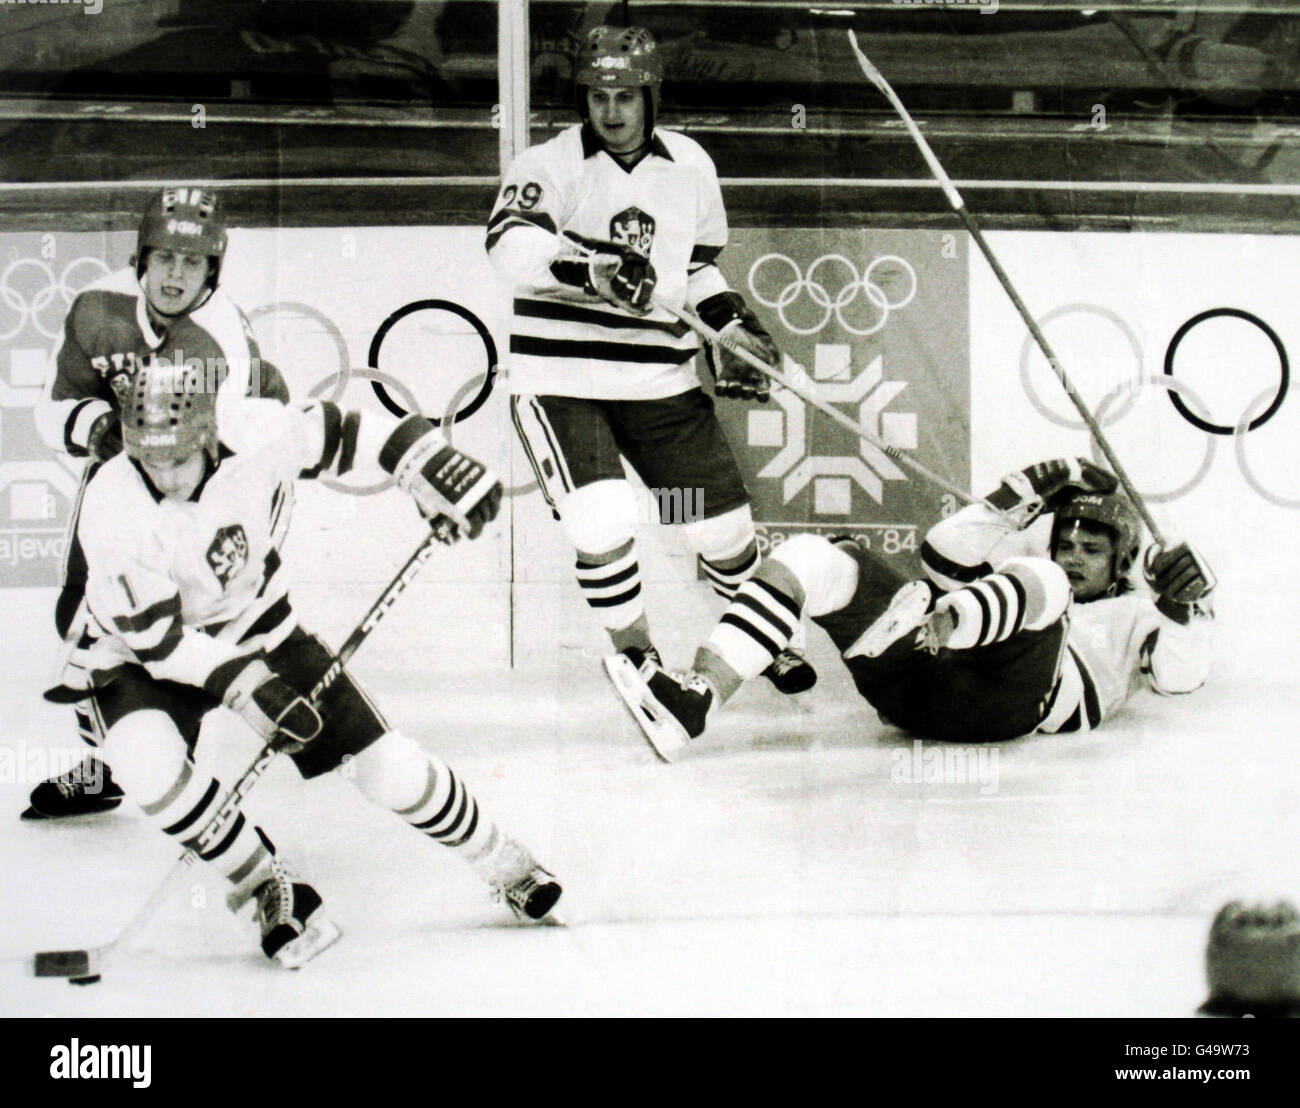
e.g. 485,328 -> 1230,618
77,399 -> 384,693
922,502 -> 1213,733
485,123 -> 733,401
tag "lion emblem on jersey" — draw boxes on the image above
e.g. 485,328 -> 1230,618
206,524 -> 248,587
609,206 -> 655,257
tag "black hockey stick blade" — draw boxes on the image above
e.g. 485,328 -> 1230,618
34,949 -> 92,977
42,683 -> 89,705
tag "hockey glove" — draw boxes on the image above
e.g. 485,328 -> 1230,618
697,292 -> 778,403
86,411 -> 123,463
223,659 -> 322,753
1143,540 -> 1215,624
986,457 -> 1118,528
379,416 -> 503,542
550,230 -> 656,314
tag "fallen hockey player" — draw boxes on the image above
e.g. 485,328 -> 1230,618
606,457 -> 1215,760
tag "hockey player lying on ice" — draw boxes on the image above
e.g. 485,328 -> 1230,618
72,359 -> 560,968
606,458 -> 1215,761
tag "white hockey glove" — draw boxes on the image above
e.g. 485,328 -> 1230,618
697,291 -> 779,403
1143,540 -> 1215,624
550,230 -> 656,314
221,659 -> 322,753
986,457 -> 1118,528
379,416 -> 503,542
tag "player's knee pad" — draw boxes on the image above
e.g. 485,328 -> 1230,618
102,709 -> 189,804
348,730 -> 434,812
771,534 -> 859,617
1000,556 -> 1072,630
556,479 -> 638,557
680,503 -> 754,560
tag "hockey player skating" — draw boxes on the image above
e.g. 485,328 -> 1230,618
29,186 -> 288,820
606,458 -> 1215,760
68,358 -> 558,967
485,24 -> 815,693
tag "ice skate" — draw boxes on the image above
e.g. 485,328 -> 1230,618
252,861 -> 341,969
478,837 -> 563,923
604,648 -> 714,762
761,648 -> 817,694
22,754 -> 124,821
844,579 -> 936,660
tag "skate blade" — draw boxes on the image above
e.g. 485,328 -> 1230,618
21,799 -> 123,822
273,916 -> 342,970
844,582 -> 932,660
602,654 -> 688,763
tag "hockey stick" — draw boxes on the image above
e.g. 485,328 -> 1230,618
551,229 -> 973,504
662,299 -> 976,506
845,29 -> 1166,545
33,528 -> 444,979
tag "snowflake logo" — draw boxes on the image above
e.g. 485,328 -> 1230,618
745,343 -> 916,513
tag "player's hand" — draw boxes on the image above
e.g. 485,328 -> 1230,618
709,317 -> 779,402
551,231 -> 656,314
422,480 -> 503,544
224,659 -> 322,753
1144,540 -> 1215,623
86,412 -> 123,463
1024,457 -> 1118,508
379,417 -> 503,541
987,457 -> 1118,526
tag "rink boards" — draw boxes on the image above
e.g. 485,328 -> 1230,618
0,225 -> 1293,668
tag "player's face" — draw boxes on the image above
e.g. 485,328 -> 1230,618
1053,522 -> 1117,601
139,449 -> 206,500
587,86 -> 647,154
143,250 -> 211,316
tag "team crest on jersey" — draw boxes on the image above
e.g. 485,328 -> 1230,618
206,525 -> 248,587
609,206 -> 655,257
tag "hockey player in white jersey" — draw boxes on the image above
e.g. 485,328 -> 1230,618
71,359 -> 558,966
485,24 -> 815,694
27,186 -> 289,820
606,457 -> 1215,759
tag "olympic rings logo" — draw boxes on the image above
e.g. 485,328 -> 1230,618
1021,303 -> 1297,508
747,253 -> 918,336
0,255 -> 111,342
249,297 -> 531,497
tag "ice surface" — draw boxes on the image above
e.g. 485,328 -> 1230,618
2,570 -> 1296,1018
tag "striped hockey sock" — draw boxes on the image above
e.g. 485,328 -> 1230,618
393,752 -> 498,862
698,560 -> 806,702
135,759 -> 276,907
937,572 -> 1030,650
575,539 -> 646,642
699,539 -> 759,601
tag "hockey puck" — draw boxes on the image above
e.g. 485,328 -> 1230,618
68,975 -> 101,986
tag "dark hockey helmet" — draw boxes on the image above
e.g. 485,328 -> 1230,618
134,186 -> 227,295
122,358 -> 218,467
574,25 -> 663,134
1051,487 -> 1144,585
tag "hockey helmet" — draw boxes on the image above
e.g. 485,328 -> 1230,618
122,358 -> 218,467
1051,488 -> 1143,585
574,26 -> 663,134
134,186 -> 227,298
